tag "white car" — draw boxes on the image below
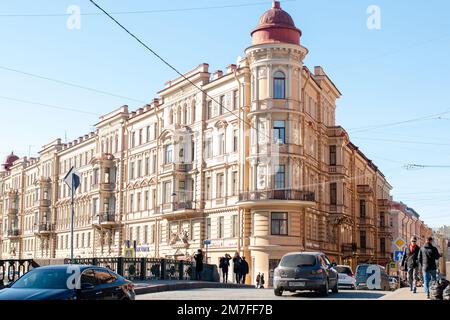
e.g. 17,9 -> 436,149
335,265 -> 356,290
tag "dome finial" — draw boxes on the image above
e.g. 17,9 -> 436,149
273,1 -> 281,9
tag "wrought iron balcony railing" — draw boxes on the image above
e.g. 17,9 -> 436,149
7,229 -> 20,237
92,212 -> 117,225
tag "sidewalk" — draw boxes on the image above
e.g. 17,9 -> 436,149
380,287 -> 428,300
132,280 -> 255,295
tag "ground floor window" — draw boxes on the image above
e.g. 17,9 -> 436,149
271,212 -> 288,235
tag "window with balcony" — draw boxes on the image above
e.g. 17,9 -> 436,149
360,199 -> 366,218
380,212 -> 385,227
274,165 -> 285,189
271,212 -> 288,235
329,145 -> 337,166
330,182 -> 337,205
273,71 -> 286,99
179,181 -> 187,202
273,120 -> 286,144
216,174 -> 225,198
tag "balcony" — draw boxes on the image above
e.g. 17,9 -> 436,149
357,185 -> 372,194
39,199 -> 51,207
328,165 -> 347,175
7,229 -> 20,238
34,223 -> 55,235
92,212 -> 118,228
8,208 -> 18,215
377,199 -> 390,210
378,225 -> 391,234
173,201 -> 194,211
165,201 -> 201,221
358,217 -> 375,226
100,182 -> 115,192
237,189 -> 315,209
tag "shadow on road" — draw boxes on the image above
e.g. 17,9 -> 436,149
283,289 -> 386,299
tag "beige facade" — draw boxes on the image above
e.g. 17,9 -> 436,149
0,2 -> 393,285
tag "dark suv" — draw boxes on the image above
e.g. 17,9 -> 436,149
273,252 -> 339,296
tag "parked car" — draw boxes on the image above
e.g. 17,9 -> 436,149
273,252 -> 339,297
335,265 -> 356,290
0,265 -> 135,300
355,264 -> 390,291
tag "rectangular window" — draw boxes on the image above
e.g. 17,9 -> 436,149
232,215 -> 238,238
233,129 -> 238,152
274,165 -> 285,189
205,177 -> 211,200
330,183 -> 337,205
380,238 -> 386,253
207,100 -> 213,119
139,129 -> 143,145
360,199 -> 366,218
273,120 -> 286,144
204,138 -> 212,159
129,194 -> 134,212
130,162 -> 135,180
218,216 -> 224,239
217,133 -> 225,155
144,191 -> 149,210
219,95 -> 225,115
233,90 -> 238,110
145,157 -> 150,176
329,145 -> 337,166
144,225 -> 148,244
131,132 -> 135,148
146,126 -> 151,143
216,174 -> 224,198
271,212 -> 288,235
360,231 -> 366,249
136,226 -> 140,243
273,72 -> 286,99
164,145 -> 173,164
163,181 -> 171,204
231,171 -> 238,196
152,152 -> 157,173
137,192 -> 141,212
137,159 -> 142,177
179,181 -> 186,202
206,218 -> 211,239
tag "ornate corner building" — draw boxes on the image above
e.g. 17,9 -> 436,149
0,2 -> 393,284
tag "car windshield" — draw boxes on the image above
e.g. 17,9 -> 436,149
335,266 -> 352,275
11,268 -> 70,289
279,254 -> 317,267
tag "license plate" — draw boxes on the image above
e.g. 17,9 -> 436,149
289,281 -> 305,287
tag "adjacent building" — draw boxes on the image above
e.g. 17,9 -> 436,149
0,1 -> 393,284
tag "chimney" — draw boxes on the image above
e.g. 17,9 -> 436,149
212,70 -> 223,80
314,66 -> 325,76
227,64 -> 237,74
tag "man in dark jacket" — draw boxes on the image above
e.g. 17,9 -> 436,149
240,257 -> 249,284
232,252 -> 242,284
219,254 -> 232,283
418,237 -> 441,299
194,249 -> 204,281
401,236 -> 421,293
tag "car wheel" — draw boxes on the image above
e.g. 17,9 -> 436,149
274,288 -> 283,296
332,280 -> 339,293
320,279 -> 329,297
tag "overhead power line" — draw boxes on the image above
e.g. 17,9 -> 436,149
351,136 -> 450,147
0,65 -> 146,104
0,95 -> 100,116
0,1 -> 297,17
404,164 -> 450,170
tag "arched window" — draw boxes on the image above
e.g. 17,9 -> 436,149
273,71 -> 286,99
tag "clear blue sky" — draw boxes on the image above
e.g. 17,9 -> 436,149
1,0 -> 449,227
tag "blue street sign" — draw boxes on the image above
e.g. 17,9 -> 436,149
394,250 -> 403,262
203,239 -> 211,245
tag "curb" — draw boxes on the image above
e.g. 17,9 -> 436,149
135,282 -> 255,295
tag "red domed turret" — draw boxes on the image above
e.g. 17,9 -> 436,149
2,152 -> 19,171
251,1 -> 301,45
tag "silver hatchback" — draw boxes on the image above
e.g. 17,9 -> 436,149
273,252 -> 339,296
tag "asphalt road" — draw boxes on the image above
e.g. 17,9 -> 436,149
137,288 -> 390,300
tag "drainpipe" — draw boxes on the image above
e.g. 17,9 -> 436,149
301,69 -> 311,251
233,66 -> 242,255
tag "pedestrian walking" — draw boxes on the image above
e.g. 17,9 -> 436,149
194,249 -> 204,281
232,252 -> 242,284
219,253 -> 232,283
260,273 -> 265,288
240,257 -> 249,284
418,236 -> 441,299
255,272 -> 261,288
400,235 -> 421,293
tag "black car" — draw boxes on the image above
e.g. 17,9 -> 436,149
273,252 -> 339,297
0,265 -> 135,300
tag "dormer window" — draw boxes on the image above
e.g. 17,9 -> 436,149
273,71 -> 286,99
